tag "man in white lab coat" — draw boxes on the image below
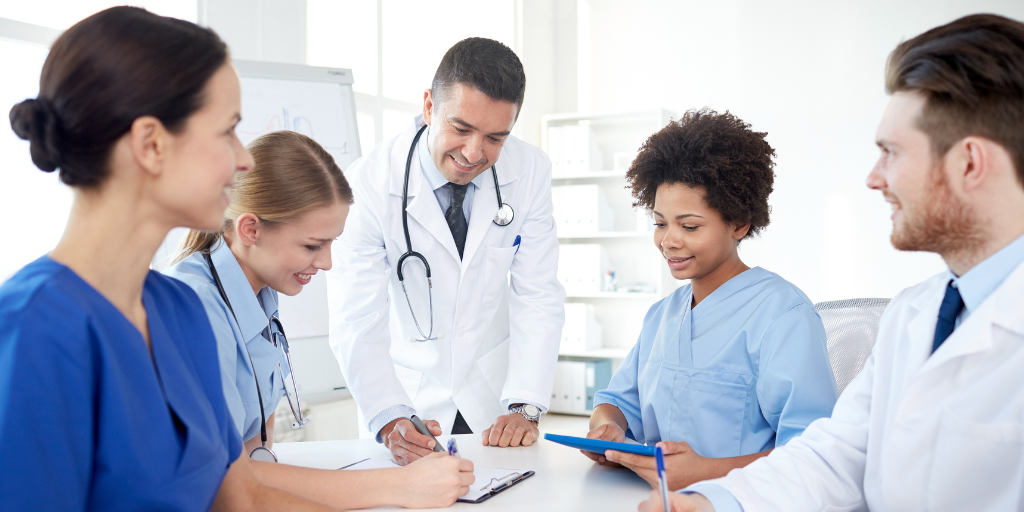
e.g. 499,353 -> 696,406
327,37 -> 564,464
640,13 -> 1024,512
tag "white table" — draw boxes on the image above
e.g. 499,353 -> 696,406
275,429 -> 654,511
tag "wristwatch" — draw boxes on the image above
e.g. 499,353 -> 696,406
509,403 -> 541,422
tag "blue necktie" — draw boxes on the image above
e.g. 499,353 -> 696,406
932,280 -> 964,354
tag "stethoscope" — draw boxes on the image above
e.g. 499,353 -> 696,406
398,125 -> 514,342
204,252 -> 310,463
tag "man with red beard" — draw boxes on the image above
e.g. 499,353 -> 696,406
640,13 -> 1024,512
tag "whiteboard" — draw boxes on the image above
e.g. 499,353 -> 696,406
235,60 -> 361,339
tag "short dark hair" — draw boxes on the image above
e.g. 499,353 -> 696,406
886,14 -> 1024,188
8,6 -> 228,188
626,109 -> 775,241
431,37 -> 526,112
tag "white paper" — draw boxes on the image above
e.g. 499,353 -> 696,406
341,458 -> 529,502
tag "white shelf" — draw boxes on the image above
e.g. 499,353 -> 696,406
558,346 -> 632,359
558,231 -> 652,240
551,170 -> 626,180
566,292 -> 660,299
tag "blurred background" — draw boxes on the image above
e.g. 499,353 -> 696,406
3,0 -> 1022,440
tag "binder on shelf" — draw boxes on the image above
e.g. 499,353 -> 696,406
549,359 -> 612,415
551,184 -> 615,236
548,124 -> 604,176
557,244 -> 613,295
560,303 -> 603,353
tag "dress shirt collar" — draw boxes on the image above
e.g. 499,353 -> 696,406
209,241 -> 278,341
951,232 -> 1024,315
417,125 -> 487,191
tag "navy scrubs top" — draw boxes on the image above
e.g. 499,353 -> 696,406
0,256 -> 242,511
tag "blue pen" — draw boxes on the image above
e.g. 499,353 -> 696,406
513,235 -> 521,255
447,437 -> 460,457
656,446 -> 670,512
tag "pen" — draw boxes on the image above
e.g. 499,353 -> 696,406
447,437 -> 460,457
656,446 -> 671,512
409,415 -> 445,453
513,234 -> 521,254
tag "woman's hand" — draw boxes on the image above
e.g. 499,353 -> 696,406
582,422 -> 627,467
395,452 -> 475,508
607,441 -> 709,490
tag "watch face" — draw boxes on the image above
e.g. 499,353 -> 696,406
523,405 -> 540,417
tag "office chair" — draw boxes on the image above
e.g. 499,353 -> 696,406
814,298 -> 890,394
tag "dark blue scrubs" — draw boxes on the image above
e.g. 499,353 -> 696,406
0,256 -> 242,511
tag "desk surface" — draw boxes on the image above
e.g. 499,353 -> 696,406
275,429 -> 653,511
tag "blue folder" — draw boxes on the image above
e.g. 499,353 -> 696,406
543,433 -> 657,456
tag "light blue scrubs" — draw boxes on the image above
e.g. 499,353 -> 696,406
165,241 -> 290,442
593,267 -> 838,457
0,256 -> 241,511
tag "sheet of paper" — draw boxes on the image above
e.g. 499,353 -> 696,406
341,458 -> 528,502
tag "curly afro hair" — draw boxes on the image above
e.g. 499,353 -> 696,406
626,108 -> 775,241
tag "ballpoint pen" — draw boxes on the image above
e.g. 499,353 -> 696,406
656,446 -> 671,512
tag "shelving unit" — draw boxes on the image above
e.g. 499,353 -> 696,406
543,109 -> 679,376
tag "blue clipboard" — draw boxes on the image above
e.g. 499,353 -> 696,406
543,433 -> 657,456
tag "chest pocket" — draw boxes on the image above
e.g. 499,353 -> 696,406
669,367 -> 752,458
480,246 -> 517,307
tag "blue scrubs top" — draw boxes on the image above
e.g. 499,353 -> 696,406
594,267 -> 838,457
164,241 -> 289,443
0,256 -> 242,511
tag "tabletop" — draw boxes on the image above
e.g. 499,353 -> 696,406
275,429 -> 655,511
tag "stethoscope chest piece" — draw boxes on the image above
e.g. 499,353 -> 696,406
494,203 -> 514,226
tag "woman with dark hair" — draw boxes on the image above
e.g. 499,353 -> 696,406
0,7 -> 339,511
580,109 -> 838,491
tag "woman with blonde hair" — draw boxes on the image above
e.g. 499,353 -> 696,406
166,129 -> 473,509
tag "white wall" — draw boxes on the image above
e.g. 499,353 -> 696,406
577,0 -> 1024,302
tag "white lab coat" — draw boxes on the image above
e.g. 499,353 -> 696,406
700,259 -> 1024,511
327,118 -> 565,437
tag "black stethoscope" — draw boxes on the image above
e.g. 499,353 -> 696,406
397,125 -> 514,342
204,252 -> 310,463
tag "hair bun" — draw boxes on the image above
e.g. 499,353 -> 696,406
9,98 -> 62,172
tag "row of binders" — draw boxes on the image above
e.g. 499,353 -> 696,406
548,359 -> 612,415
547,124 -> 604,176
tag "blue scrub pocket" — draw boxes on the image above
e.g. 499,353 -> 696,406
670,368 -> 752,458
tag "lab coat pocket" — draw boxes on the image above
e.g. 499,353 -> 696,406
480,246 -> 517,308
670,368 -> 752,457
928,412 -> 1024,512
393,364 -> 424,401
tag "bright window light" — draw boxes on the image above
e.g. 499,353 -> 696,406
0,40 -> 71,283
307,0 -> 378,95
380,0 -> 514,101
0,0 -> 197,29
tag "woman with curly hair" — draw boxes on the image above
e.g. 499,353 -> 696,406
580,109 -> 838,492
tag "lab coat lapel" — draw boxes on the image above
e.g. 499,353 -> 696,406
388,120 -> 461,263
917,260 -> 1024,375
405,166 -> 461,263
460,171 -> 496,269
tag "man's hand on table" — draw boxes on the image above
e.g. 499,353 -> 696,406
381,417 -> 442,465
481,414 -> 539,447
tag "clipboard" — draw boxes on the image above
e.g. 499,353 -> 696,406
338,458 -> 535,504
457,470 -> 535,503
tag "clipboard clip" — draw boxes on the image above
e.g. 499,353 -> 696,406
484,472 -> 524,493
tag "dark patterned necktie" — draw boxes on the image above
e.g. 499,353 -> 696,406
446,183 -> 469,258
932,280 -> 964,354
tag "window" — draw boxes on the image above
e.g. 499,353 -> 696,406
0,2 -> 196,281
307,0 -> 514,150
